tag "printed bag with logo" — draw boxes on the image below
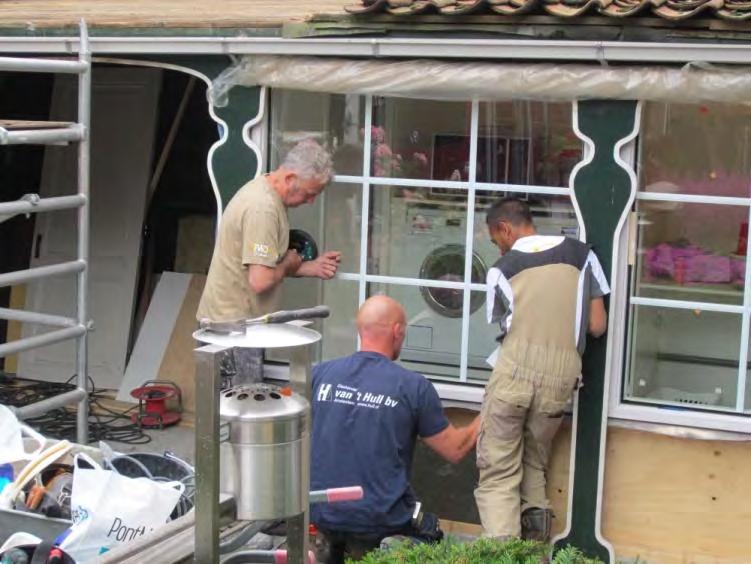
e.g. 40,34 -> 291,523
59,453 -> 183,562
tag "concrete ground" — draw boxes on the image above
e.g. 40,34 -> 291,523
106,421 -> 196,464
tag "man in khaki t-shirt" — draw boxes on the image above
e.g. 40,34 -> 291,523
196,174 -> 292,321
197,138 -> 341,330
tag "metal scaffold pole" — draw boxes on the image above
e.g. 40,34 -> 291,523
0,20 -> 92,443
76,19 -> 91,444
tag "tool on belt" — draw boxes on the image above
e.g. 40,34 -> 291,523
199,305 -> 331,335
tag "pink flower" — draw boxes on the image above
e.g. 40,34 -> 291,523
413,152 -> 428,167
371,126 -> 386,144
374,143 -> 393,158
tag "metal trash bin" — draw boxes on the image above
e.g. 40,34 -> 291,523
219,383 -> 309,521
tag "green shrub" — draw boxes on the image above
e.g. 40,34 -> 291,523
351,537 -> 604,564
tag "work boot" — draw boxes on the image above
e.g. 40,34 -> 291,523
521,507 -> 552,543
379,535 -> 414,552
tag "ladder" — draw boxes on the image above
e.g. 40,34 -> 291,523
0,21 -> 91,444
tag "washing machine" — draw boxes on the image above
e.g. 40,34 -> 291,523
377,193 -> 580,381
372,197 -> 495,380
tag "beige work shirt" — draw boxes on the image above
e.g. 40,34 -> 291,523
197,176 -> 289,322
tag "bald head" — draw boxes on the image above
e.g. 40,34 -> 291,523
357,296 -> 407,360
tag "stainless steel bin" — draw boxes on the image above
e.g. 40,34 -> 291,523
219,383 -> 309,520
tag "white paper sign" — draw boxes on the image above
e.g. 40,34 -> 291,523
485,347 -> 500,368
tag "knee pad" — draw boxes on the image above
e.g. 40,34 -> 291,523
521,507 -> 552,543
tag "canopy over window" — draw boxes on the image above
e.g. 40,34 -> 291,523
212,55 -> 751,106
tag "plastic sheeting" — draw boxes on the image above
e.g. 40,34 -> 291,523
211,55 -> 751,106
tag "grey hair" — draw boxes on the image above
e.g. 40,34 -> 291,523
281,139 -> 334,183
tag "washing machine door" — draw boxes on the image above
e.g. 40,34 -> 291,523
419,244 -> 486,318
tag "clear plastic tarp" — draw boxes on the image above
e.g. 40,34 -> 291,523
211,55 -> 751,107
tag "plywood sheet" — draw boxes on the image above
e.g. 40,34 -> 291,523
601,427 -> 751,564
0,1 -> 351,28
548,421 -> 572,537
545,424 -> 751,562
174,215 -> 214,275
117,272 -> 191,401
440,519 -> 482,537
414,403 -> 751,562
4,284 -> 26,374
157,274 -> 206,414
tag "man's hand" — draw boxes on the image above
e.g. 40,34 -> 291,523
296,251 -> 341,280
422,415 -> 481,464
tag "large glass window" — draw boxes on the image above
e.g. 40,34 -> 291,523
270,91 -> 581,385
625,102 -> 751,415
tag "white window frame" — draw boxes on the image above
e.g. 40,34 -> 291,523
607,117 -> 751,435
271,94 -> 576,401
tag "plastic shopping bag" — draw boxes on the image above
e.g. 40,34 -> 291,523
0,405 -> 70,510
59,453 -> 183,562
0,404 -> 45,464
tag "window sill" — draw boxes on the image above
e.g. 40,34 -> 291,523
433,381 -> 485,405
610,402 -> 751,436
270,362 -> 751,436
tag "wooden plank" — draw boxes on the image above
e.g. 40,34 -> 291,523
0,120 -> 73,130
601,427 -> 751,564
548,421 -> 572,538
440,519 -> 482,537
116,272 -> 191,402
174,215 -> 214,275
156,274 -> 206,414
4,284 -> 26,374
0,0 -> 352,29
546,424 -> 751,562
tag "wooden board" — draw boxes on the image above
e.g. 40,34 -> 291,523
546,424 -> 751,562
440,519 -> 482,537
117,272 -> 191,402
4,284 -> 26,374
0,1 -> 351,28
174,215 -> 214,275
156,274 -> 206,414
548,420 -> 573,538
600,427 -> 751,564
428,414 -> 751,562
0,120 -> 73,130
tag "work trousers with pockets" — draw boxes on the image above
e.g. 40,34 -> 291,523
474,340 -> 580,538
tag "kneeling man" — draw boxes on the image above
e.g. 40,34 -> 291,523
310,296 -> 480,563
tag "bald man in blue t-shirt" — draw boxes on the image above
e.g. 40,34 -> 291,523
310,296 -> 480,563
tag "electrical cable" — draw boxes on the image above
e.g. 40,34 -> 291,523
0,372 -> 199,521
0,372 -> 152,445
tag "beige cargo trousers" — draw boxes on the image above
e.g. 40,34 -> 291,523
474,338 -> 581,538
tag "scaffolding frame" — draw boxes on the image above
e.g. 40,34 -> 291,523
0,21 -> 91,444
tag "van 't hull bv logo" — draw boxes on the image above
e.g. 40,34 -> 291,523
317,383 -> 332,402
316,383 -> 399,409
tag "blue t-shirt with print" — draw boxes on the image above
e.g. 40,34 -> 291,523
310,351 -> 449,534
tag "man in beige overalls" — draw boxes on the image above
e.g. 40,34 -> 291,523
197,139 -> 341,382
475,198 -> 609,542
